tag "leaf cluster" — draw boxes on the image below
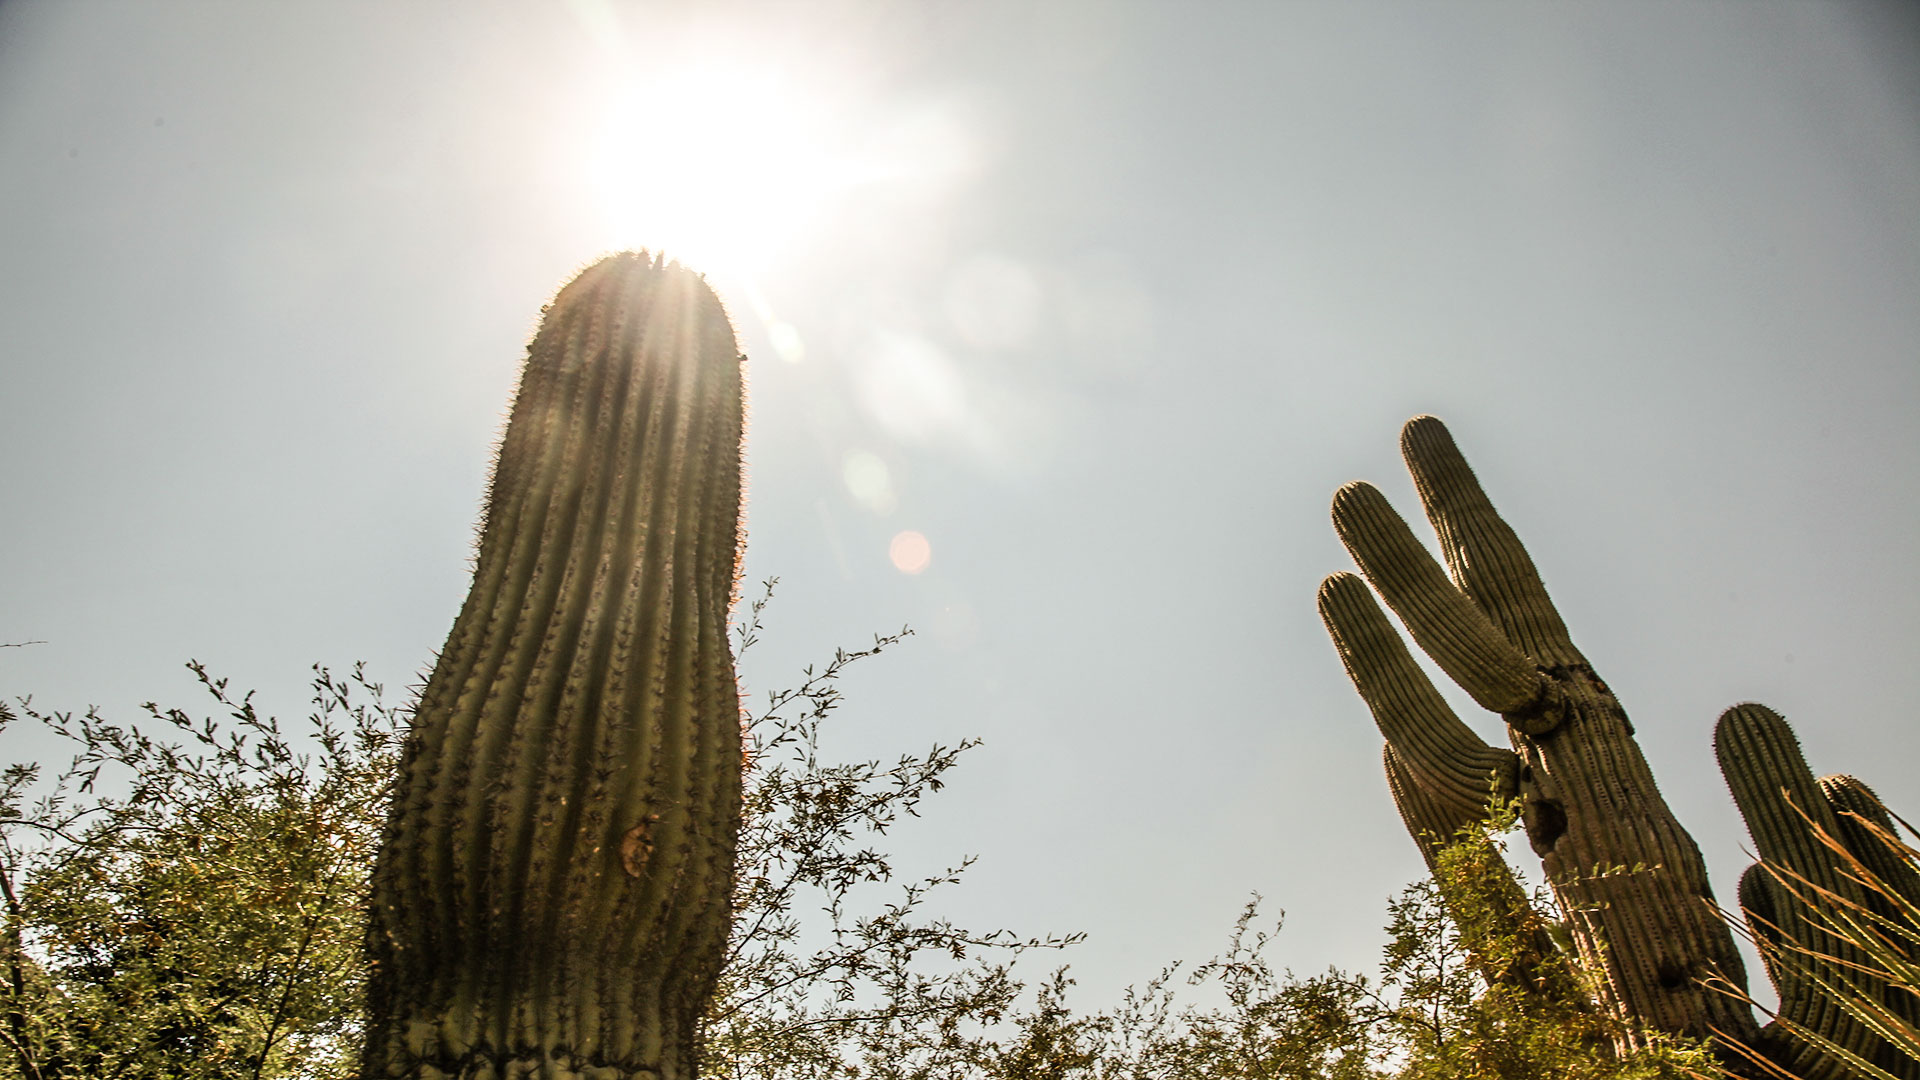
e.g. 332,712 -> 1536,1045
1383,808 -> 1716,1080
947,841 -> 1712,1080
701,580 -> 1083,1080
0,662 -> 401,1080
0,602 -> 1729,1080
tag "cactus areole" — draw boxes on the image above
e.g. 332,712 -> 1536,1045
363,254 -> 746,1080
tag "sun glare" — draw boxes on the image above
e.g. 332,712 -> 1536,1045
587,61 -> 875,278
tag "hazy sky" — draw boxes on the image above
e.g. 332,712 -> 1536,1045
3,1 -> 1917,1013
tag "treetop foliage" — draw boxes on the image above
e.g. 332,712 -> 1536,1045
0,661 -> 399,1080
0,589 -> 1861,1079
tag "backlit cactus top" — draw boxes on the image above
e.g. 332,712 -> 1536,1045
363,253 -> 746,1080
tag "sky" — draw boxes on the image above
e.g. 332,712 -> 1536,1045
2,0 -> 1918,1016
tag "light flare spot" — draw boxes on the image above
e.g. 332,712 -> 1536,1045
769,321 -> 806,363
842,451 -> 897,515
889,530 -> 931,575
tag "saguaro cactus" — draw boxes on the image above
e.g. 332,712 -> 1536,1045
1318,416 -> 1760,1049
1717,706 -> 1920,1079
363,253 -> 747,1080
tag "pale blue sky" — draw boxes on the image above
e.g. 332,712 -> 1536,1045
2,0 -> 1917,1011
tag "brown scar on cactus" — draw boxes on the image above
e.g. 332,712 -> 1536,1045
620,815 -> 660,879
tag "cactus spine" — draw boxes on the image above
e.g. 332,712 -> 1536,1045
1319,416 -> 1759,1049
363,253 -> 746,1080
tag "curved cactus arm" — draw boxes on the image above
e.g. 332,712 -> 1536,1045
1399,416 -> 1581,669
363,253 -> 746,1080
1821,775 -> 1920,923
1737,862 -> 1855,1080
1383,744 -> 1472,854
1320,572 -> 1519,834
1330,482 -> 1561,731
1323,415 -> 1759,1051
1717,706 -> 1855,888
1737,864 -> 1790,995
1822,775 -> 1907,836
1715,863 -> 1857,1080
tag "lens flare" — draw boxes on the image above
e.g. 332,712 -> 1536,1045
581,51 -> 975,284
889,530 -> 931,575
843,450 -> 897,515
587,62 -> 856,276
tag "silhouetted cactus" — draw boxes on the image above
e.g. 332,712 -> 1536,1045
1318,416 -> 1760,1050
362,253 -> 746,1080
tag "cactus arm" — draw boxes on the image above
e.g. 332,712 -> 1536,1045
363,254 -> 745,1080
1319,573 -> 1519,828
1820,775 -> 1920,918
1324,415 -> 1760,1051
1738,863 -> 1790,995
1383,743 -> 1474,855
1733,860 -> 1856,1080
1716,707 -> 1858,898
1329,482 -> 1560,729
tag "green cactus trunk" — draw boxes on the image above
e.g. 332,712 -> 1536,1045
363,253 -> 746,1080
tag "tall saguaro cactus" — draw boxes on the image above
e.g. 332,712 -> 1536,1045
1318,416 -> 1760,1049
363,253 -> 747,1080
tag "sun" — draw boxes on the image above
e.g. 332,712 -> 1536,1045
585,60 -> 869,280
